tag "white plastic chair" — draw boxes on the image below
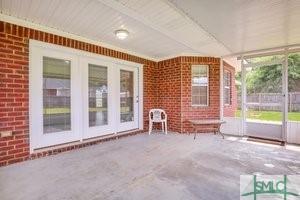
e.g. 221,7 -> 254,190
149,109 -> 167,135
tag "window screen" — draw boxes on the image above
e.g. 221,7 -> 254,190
191,65 -> 209,106
224,70 -> 231,105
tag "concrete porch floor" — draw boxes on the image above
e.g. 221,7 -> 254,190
1,133 -> 300,200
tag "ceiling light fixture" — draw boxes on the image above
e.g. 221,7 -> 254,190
115,29 -> 129,40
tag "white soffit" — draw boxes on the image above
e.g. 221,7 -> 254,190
168,0 -> 300,55
0,0 -> 230,61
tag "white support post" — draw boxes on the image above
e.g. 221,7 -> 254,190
220,58 -> 224,120
282,49 -> 289,142
241,56 -> 246,136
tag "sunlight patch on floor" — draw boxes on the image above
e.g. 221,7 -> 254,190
286,144 -> 300,152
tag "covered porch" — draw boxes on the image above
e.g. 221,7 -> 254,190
0,0 -> 300,199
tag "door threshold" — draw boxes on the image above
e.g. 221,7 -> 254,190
83,129 -> 141,142
247,136 -> 285,146
32,129 -> 142,154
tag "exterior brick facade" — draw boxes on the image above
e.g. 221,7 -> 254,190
0,21 -> 236,166
156,57 -> 182,132
181,57 -> 221,133
155,56 -> 221,133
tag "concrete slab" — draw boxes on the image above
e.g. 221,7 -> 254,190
0,133 -> 300,200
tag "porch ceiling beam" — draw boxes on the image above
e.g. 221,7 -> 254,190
244,59 -> 284,68
238,47 -> 300,60
224,44 -> 300,59
97,0 -> 224,55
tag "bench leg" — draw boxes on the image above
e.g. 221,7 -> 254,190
217,125 -> 224,139
188,125 -> 196,139
220,131 -> 225,139
194,126 -> 197,140
190,123 -> 225,139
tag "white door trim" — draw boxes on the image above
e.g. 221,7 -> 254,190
138,65 -> 144,131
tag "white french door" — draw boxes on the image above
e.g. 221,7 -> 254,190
82,58 -> 114,139
30,47 -> 81,149
117,66 -> 139,132
30,41 -> 142,151
82,59 -> 139,138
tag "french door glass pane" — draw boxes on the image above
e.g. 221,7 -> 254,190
43,57 -> 71,134
88,64 -> 108,127
120,70 -> 134,122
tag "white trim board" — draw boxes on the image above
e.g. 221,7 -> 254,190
30,40 -> 143,68
220,59 -> 224,119
225,44 -> 300,59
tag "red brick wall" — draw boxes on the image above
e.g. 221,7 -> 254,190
143,62 -> 158,130
156,57 -> 221,133
223,61 -> 237,117
156,57 -> 182,132
181,57 -> 221,133
0,21 -> 156,166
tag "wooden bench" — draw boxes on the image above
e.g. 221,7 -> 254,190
189,119 -> 226,139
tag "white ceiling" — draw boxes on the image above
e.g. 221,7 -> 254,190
169,0 -> 300,55
0,0 -> 299,61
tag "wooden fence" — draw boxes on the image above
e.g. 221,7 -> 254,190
237,92 -> 300,111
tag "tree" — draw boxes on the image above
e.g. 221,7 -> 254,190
235,53 -> 300,94
288,53 -> 300,92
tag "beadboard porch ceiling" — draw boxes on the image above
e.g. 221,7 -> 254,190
0,0 -> 299,61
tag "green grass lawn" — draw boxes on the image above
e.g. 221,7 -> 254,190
235,110 -> 300,122
43,107 -> 130,115
43,108 -> 300,122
